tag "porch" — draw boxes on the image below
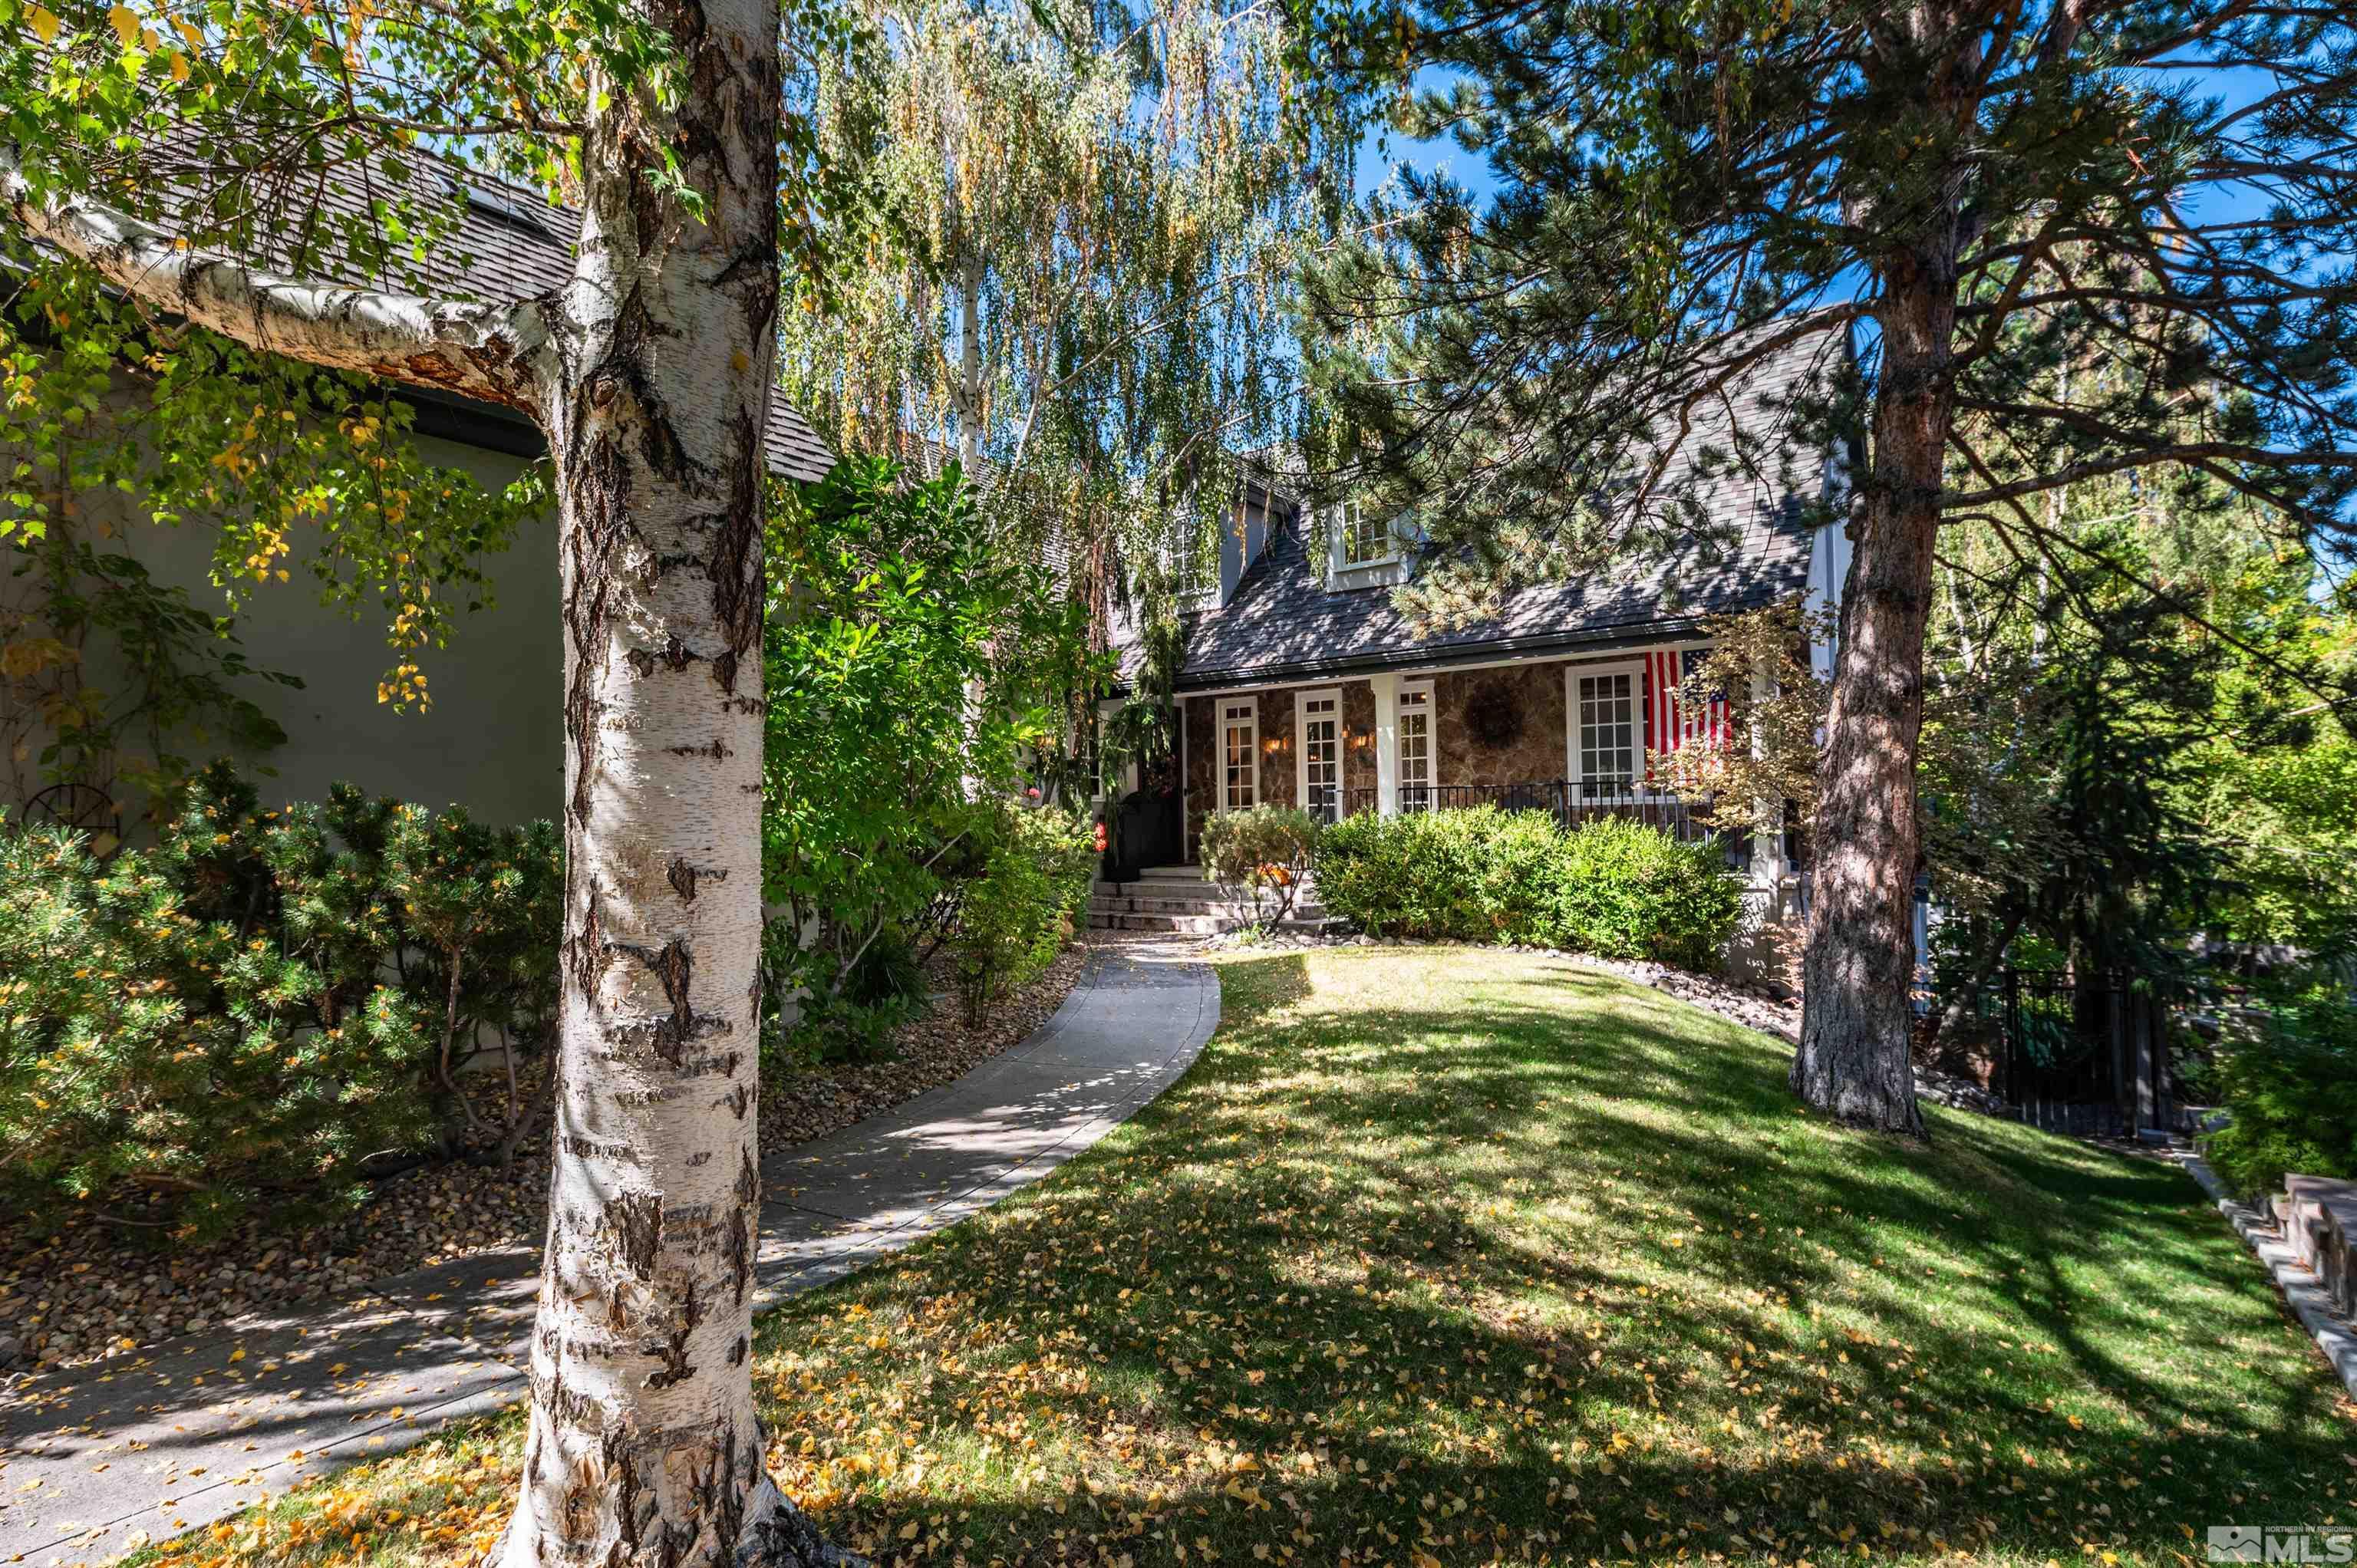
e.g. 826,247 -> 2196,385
1169,650 -> 1748,860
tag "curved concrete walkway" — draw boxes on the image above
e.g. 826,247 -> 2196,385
0,937 -> 1216,1567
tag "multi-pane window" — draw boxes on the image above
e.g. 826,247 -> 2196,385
1398,683 -> 1432,810
1573,668 -> 1639,797
1299,691 -> 1340,822
1221,700 -> 1258,812
1332,503 -> 1393,568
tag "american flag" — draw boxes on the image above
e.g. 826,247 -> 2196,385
1646,647 -> 1729,764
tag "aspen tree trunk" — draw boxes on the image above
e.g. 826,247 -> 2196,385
1790,250 -> 1953,1137
5,0 -> 835,1557
495,0 -> 840,1561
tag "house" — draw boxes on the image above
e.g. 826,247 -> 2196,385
1096,323 -> 1853,973
2,168 -> 834,831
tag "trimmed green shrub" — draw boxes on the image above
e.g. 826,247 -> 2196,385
1553,814 -> 1747,969
2203,990 -> 2357,1197
1199,805 -> 1324,924
1315,806 -> 1558,941
1315,805 -> 1743,966
0,764 -> 560,1240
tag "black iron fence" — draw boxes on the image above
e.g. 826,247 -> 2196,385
1321,780 -> 1749,871
1962,970 -> 2177,1137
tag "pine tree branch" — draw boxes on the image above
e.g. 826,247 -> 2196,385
0,145 -> 552,415
1950,432 -> 2355,719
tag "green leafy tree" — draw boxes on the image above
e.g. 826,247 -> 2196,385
1295,0 -> 2357,1131
760,457 -> 1099,1058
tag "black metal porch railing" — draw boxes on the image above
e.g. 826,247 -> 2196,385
1319,780 -> 1750,871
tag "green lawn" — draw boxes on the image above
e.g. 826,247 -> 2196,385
143,948 -> 2351,1568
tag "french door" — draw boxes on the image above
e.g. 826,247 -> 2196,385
1398,680 -> 1432,810
1297,689 -> 1340,822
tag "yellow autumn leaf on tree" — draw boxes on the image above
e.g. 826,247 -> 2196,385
108,4 -> 140,48
26,4 -> 62,41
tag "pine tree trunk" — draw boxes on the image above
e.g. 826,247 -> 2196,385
490,0 -> 837,1562
1790,254 -> 1955,1137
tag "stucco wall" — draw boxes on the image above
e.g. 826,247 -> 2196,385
12,423 -> 559,826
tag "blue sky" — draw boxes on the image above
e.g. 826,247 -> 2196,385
1353,59 -> 2292,230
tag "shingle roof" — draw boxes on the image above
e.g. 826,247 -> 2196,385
87,160 -> 836,482
1172,321 -> 1843,688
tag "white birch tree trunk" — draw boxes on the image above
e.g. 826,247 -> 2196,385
497,0 -> 839,1561
7,0 -> 843,1557
957,252 -> 984,472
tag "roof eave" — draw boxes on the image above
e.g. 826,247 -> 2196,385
1171,611 -> 1725,692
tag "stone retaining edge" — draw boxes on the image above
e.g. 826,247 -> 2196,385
2182,1156 -> 2357,1401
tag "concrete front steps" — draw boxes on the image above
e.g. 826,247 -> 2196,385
1089,864 -> 1330,936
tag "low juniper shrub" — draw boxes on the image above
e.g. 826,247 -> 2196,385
0,763 -> 559,1242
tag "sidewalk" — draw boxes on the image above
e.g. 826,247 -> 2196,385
0,937 -> 1217,1567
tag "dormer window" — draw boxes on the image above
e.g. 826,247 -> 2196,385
443,172 -> 552,237
1343,503 -> 1394,566
1328,502 -> 1399,581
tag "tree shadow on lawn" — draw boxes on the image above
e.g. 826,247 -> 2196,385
752,947 -> 2352,1566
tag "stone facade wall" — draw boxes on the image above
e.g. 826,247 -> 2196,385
1256,687 -> 1297,808
1182,678 -> 1376,858
1340,680 -> 1377,803
1432,660 -> 1570,788
1182,694 -> 1218,859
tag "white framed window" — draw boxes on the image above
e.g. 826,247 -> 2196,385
1327,502 -> 1399,576
1564,661 -> 1645,799
1296,688 -> 1342,822
1220,700 -> 1258,813
1397,680 -> 1435,810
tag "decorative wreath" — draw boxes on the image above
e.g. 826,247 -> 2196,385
1463,678 -> 1524,751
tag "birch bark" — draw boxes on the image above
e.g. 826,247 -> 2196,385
7,0 -> 842,1556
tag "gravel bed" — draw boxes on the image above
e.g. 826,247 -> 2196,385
0,940 -> 1094,1391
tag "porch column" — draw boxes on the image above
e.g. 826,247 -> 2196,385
1747,662 -> 1779,888
1372,670 -> 1400,815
